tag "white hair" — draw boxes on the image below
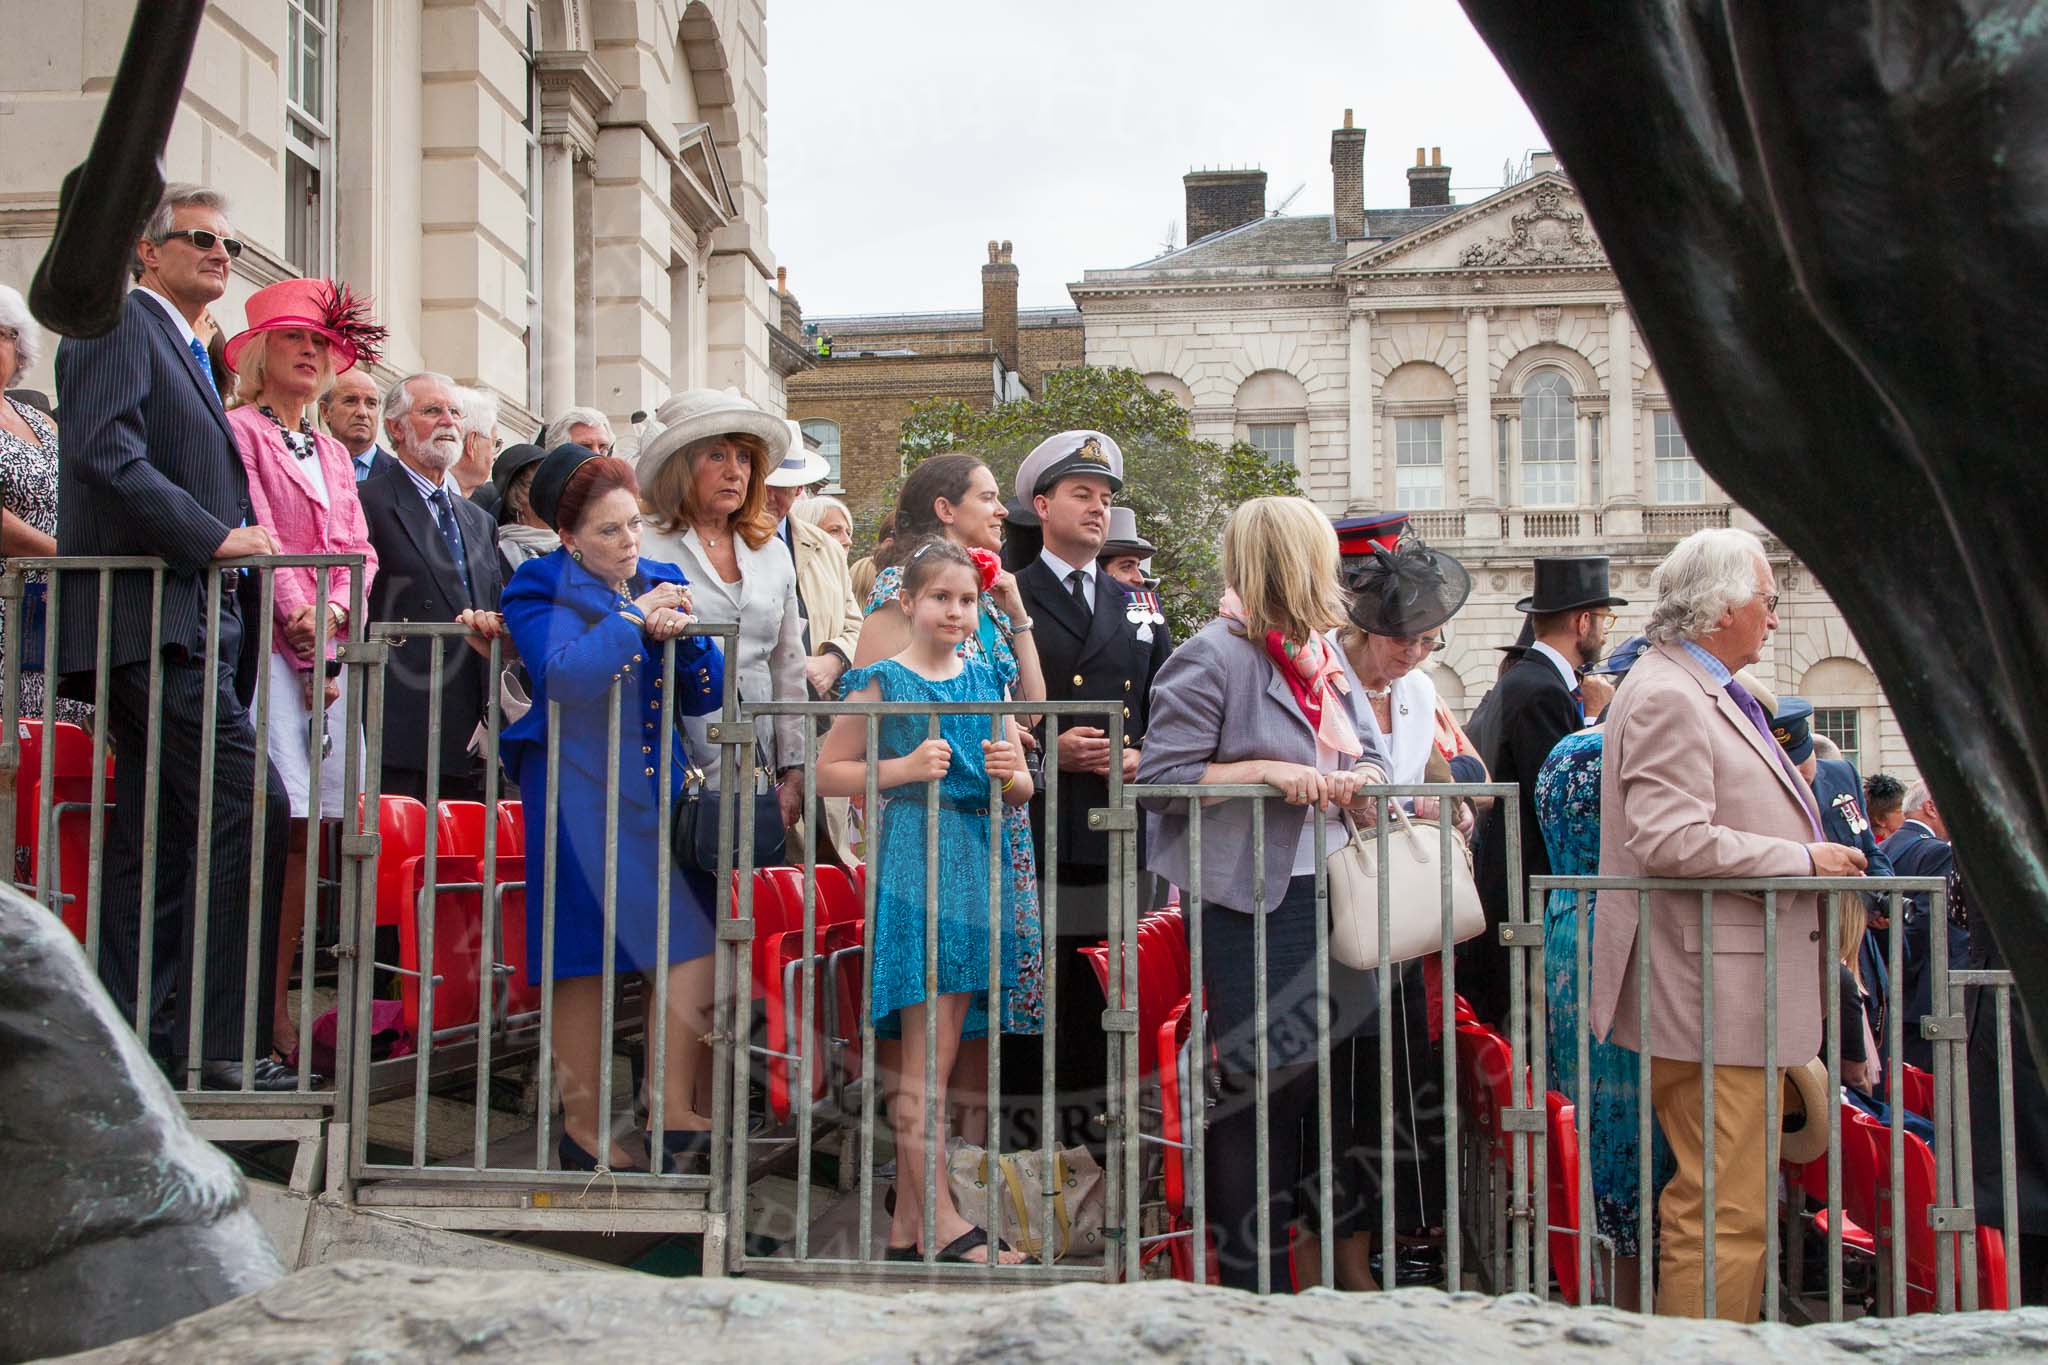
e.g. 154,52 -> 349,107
384,371 -> 456,425
1644,527 -> 1770,644
793,493 -> 850,528
1903,780 -> 1934,813
543,406 -> 614,449
1813,735 -> 1841,762
0,284 -> 36,383
132,183 -> 231,281
456,386 -> 500,442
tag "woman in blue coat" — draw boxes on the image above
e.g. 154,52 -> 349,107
499,445 -> 725,1174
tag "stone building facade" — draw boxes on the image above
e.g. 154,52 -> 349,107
1070,114 -> 1913,778
0,0 -> 793,437
783,242 -> 1082,518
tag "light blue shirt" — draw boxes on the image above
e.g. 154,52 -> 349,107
1678,638 -> 1733,687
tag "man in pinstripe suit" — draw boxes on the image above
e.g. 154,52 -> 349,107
54,184 -> 294,1089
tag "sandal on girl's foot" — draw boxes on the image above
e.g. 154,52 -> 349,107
559,1133 -> 645,1174
933,1226 -> 1015,1265
656,1128 -> 711,1174
883,1244 -> 920,1262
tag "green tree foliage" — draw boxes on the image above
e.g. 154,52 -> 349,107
892,368 -> 1301,640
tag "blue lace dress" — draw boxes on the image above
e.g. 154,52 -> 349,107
863,566 -> 1044,1035
1537,728 -> 1675,1259
839,655 -> 1023,1037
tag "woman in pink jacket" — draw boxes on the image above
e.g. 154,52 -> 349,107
223,278 -> 384,1066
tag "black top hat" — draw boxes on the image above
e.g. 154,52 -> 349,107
1344,538 -> 1473,637
528,443 -> 602,532
1516,556 -> 1628,614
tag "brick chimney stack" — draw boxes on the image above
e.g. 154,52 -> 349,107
776,266 -> 803,340
1331,109 -> 1367,240
981,239 -> 1019,373
1183,169 -> 1267,245
1407,146 -> 1452,207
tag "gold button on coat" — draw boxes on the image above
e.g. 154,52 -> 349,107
1072,674 -> 1084,686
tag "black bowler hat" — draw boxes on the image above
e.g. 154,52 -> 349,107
491,442 -> 547,523
1516,555 -> 1628,614
528,442 -> 602,532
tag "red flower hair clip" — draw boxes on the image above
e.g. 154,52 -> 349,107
967,546 -> 1002,594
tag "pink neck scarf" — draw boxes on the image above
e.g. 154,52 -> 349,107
1221,589 -> 1362,758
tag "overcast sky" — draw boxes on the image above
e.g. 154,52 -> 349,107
765,1 -> 1549,317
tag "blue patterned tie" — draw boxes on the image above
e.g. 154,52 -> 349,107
187,336 -> 220,400
431,488 -> 474,601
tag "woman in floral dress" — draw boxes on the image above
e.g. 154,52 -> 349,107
0,286 -> 90,726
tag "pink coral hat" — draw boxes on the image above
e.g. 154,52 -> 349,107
223,278 -> 387,375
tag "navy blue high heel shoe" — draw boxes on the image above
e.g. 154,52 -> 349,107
657,1128 -> 712,1174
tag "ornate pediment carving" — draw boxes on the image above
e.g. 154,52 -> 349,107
1458,185 -> 1607,267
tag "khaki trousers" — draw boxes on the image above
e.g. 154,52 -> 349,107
1650,1056 -> 1772,1322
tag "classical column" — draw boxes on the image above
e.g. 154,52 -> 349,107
1605,302 -> 1638,504
1465,307 -> 1496,504
1347,305 -> 1376,510
539,136 -> 577,420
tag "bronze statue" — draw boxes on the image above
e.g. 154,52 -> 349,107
0,890 -> 282,1362
1458,0 -> 2048,1058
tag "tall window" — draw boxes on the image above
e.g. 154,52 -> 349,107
1814,708 -> 1861,770
523,4 -> 544,413
1248,423 -> 1295,468
1394,417 -> 1444,508
1496,414 -> 1510,499
1519,370 -> 1576,506
1654,411 -> 1705,502
800,419 -> 843,489
284,0 -> 334,275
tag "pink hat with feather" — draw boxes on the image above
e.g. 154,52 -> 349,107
223,278 -> 387,375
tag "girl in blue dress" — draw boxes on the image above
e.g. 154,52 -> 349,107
819,538 -> 1032,1265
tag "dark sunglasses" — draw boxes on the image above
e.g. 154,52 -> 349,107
161,228 -> 244,259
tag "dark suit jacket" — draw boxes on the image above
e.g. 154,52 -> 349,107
1471,652 -> 1581,1023
357,446 -> 399,481
1017,558 -> 1172,872
1879,820 -> 1959,1068
357,458 -> 504,781
53,290 -> 253,672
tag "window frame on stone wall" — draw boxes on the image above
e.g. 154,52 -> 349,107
1393,415 -> 1445,509
283,0 -> 336,277
1813,706 -> 1861,770
800,418 -> 843,492
1246,422 -> 1297,469
1653,409 -> 1706,503
1518,369 -> 1578,507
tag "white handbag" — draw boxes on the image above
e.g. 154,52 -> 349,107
1327,799 -> 1486,970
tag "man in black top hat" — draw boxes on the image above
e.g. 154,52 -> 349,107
1468,556 -> 1625,1027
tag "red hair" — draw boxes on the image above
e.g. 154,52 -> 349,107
555,456 -> 640,534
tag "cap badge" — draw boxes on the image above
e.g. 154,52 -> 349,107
1077,436 -> 1108,464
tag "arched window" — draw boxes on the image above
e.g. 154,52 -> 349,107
1520,370 -> 1576,506
800,419 -> 842,490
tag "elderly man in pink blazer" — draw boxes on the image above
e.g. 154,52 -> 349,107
1590,527 -> 1866,1322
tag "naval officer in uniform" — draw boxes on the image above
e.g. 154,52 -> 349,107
1009,430 -> 1173,1153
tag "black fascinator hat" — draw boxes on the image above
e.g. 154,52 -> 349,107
1344,537 -> 1473,637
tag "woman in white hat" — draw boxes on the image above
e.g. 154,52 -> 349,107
637,389 -> 807,835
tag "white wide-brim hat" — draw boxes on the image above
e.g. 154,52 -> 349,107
634,387 -> 791,489
765,418 -> 832,487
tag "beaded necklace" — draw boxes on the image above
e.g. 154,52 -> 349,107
258,404 -> 318,460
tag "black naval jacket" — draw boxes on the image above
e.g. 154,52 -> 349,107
1017,557 -> 1173,871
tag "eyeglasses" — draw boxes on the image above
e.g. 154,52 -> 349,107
412,404 -> 462,421
1758,593 -> 1780,613
0,326 -> 17,344
1392,633 -> 1447,654
1589,608 -> 1618,625
160,228 -> 244,259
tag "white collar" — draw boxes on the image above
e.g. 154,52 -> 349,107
1529,639 -> 1580,694
1038,546 -> 1095,585
1901,818 -> 1938,839
134,286 -> 201,350
399,457 -> 451,500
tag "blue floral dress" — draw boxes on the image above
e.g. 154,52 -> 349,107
839,656 -> 1023,1037
1537,728 -> 1674,1259
863,566 -> 1045,1035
